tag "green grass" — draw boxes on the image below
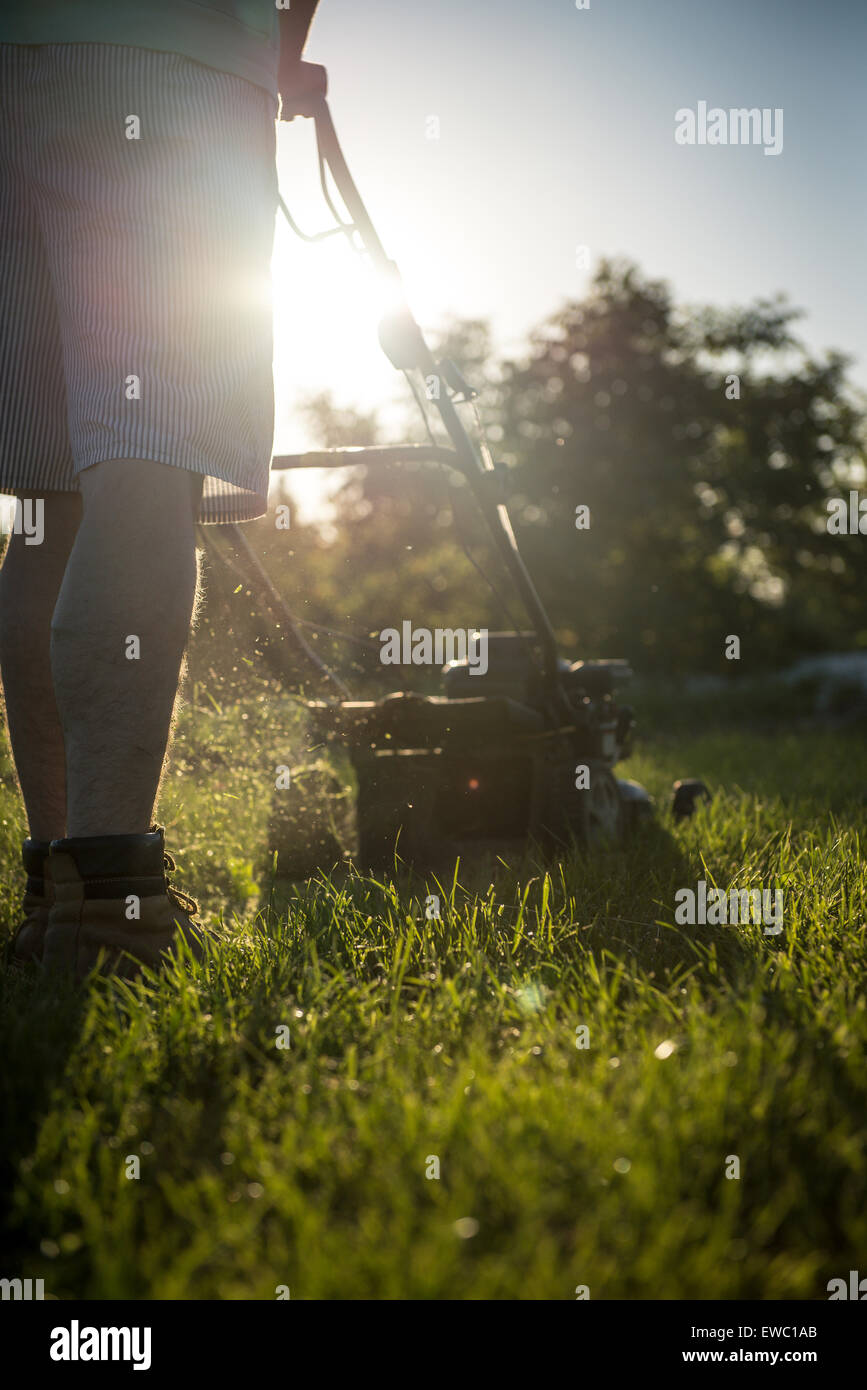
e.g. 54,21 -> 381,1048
1,689 -> 865,1299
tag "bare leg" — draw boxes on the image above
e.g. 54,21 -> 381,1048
0,490 -> 82,842
50,458 -> 203,838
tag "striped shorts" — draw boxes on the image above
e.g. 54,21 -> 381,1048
0,42 -> 279,524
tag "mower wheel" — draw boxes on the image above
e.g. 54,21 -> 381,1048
547,761 -> 625,849
672,778 -> 711,819
581,765 -> 626,847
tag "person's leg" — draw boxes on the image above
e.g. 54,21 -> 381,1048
50,458 -> 203,838
0,490 -> 82,842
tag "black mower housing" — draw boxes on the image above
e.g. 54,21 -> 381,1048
307,634 -> 650,869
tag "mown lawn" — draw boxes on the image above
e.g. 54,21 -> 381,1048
1,685 -> 865,1299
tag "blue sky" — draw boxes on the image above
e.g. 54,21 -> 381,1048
273,0 -> 866,501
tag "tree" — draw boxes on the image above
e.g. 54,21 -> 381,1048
234,261 -> 867,687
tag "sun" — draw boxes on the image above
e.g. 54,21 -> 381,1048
270,123 -> 451,436
270,207 -> 440,433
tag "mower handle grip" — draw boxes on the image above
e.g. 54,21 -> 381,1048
279,60 -> 328,121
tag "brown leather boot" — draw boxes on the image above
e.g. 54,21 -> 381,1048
10,839 -> 53,965
42,825 -> 208,980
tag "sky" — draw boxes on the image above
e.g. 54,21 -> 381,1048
274,0 -> 867,515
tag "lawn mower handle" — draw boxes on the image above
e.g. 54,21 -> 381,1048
279,77 -> 564,693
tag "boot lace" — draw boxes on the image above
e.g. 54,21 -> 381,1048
150,826 -> 201,918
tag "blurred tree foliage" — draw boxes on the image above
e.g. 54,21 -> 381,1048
197,260 -> 866,690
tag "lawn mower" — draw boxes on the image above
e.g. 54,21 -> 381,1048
213,50 -> 668,873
